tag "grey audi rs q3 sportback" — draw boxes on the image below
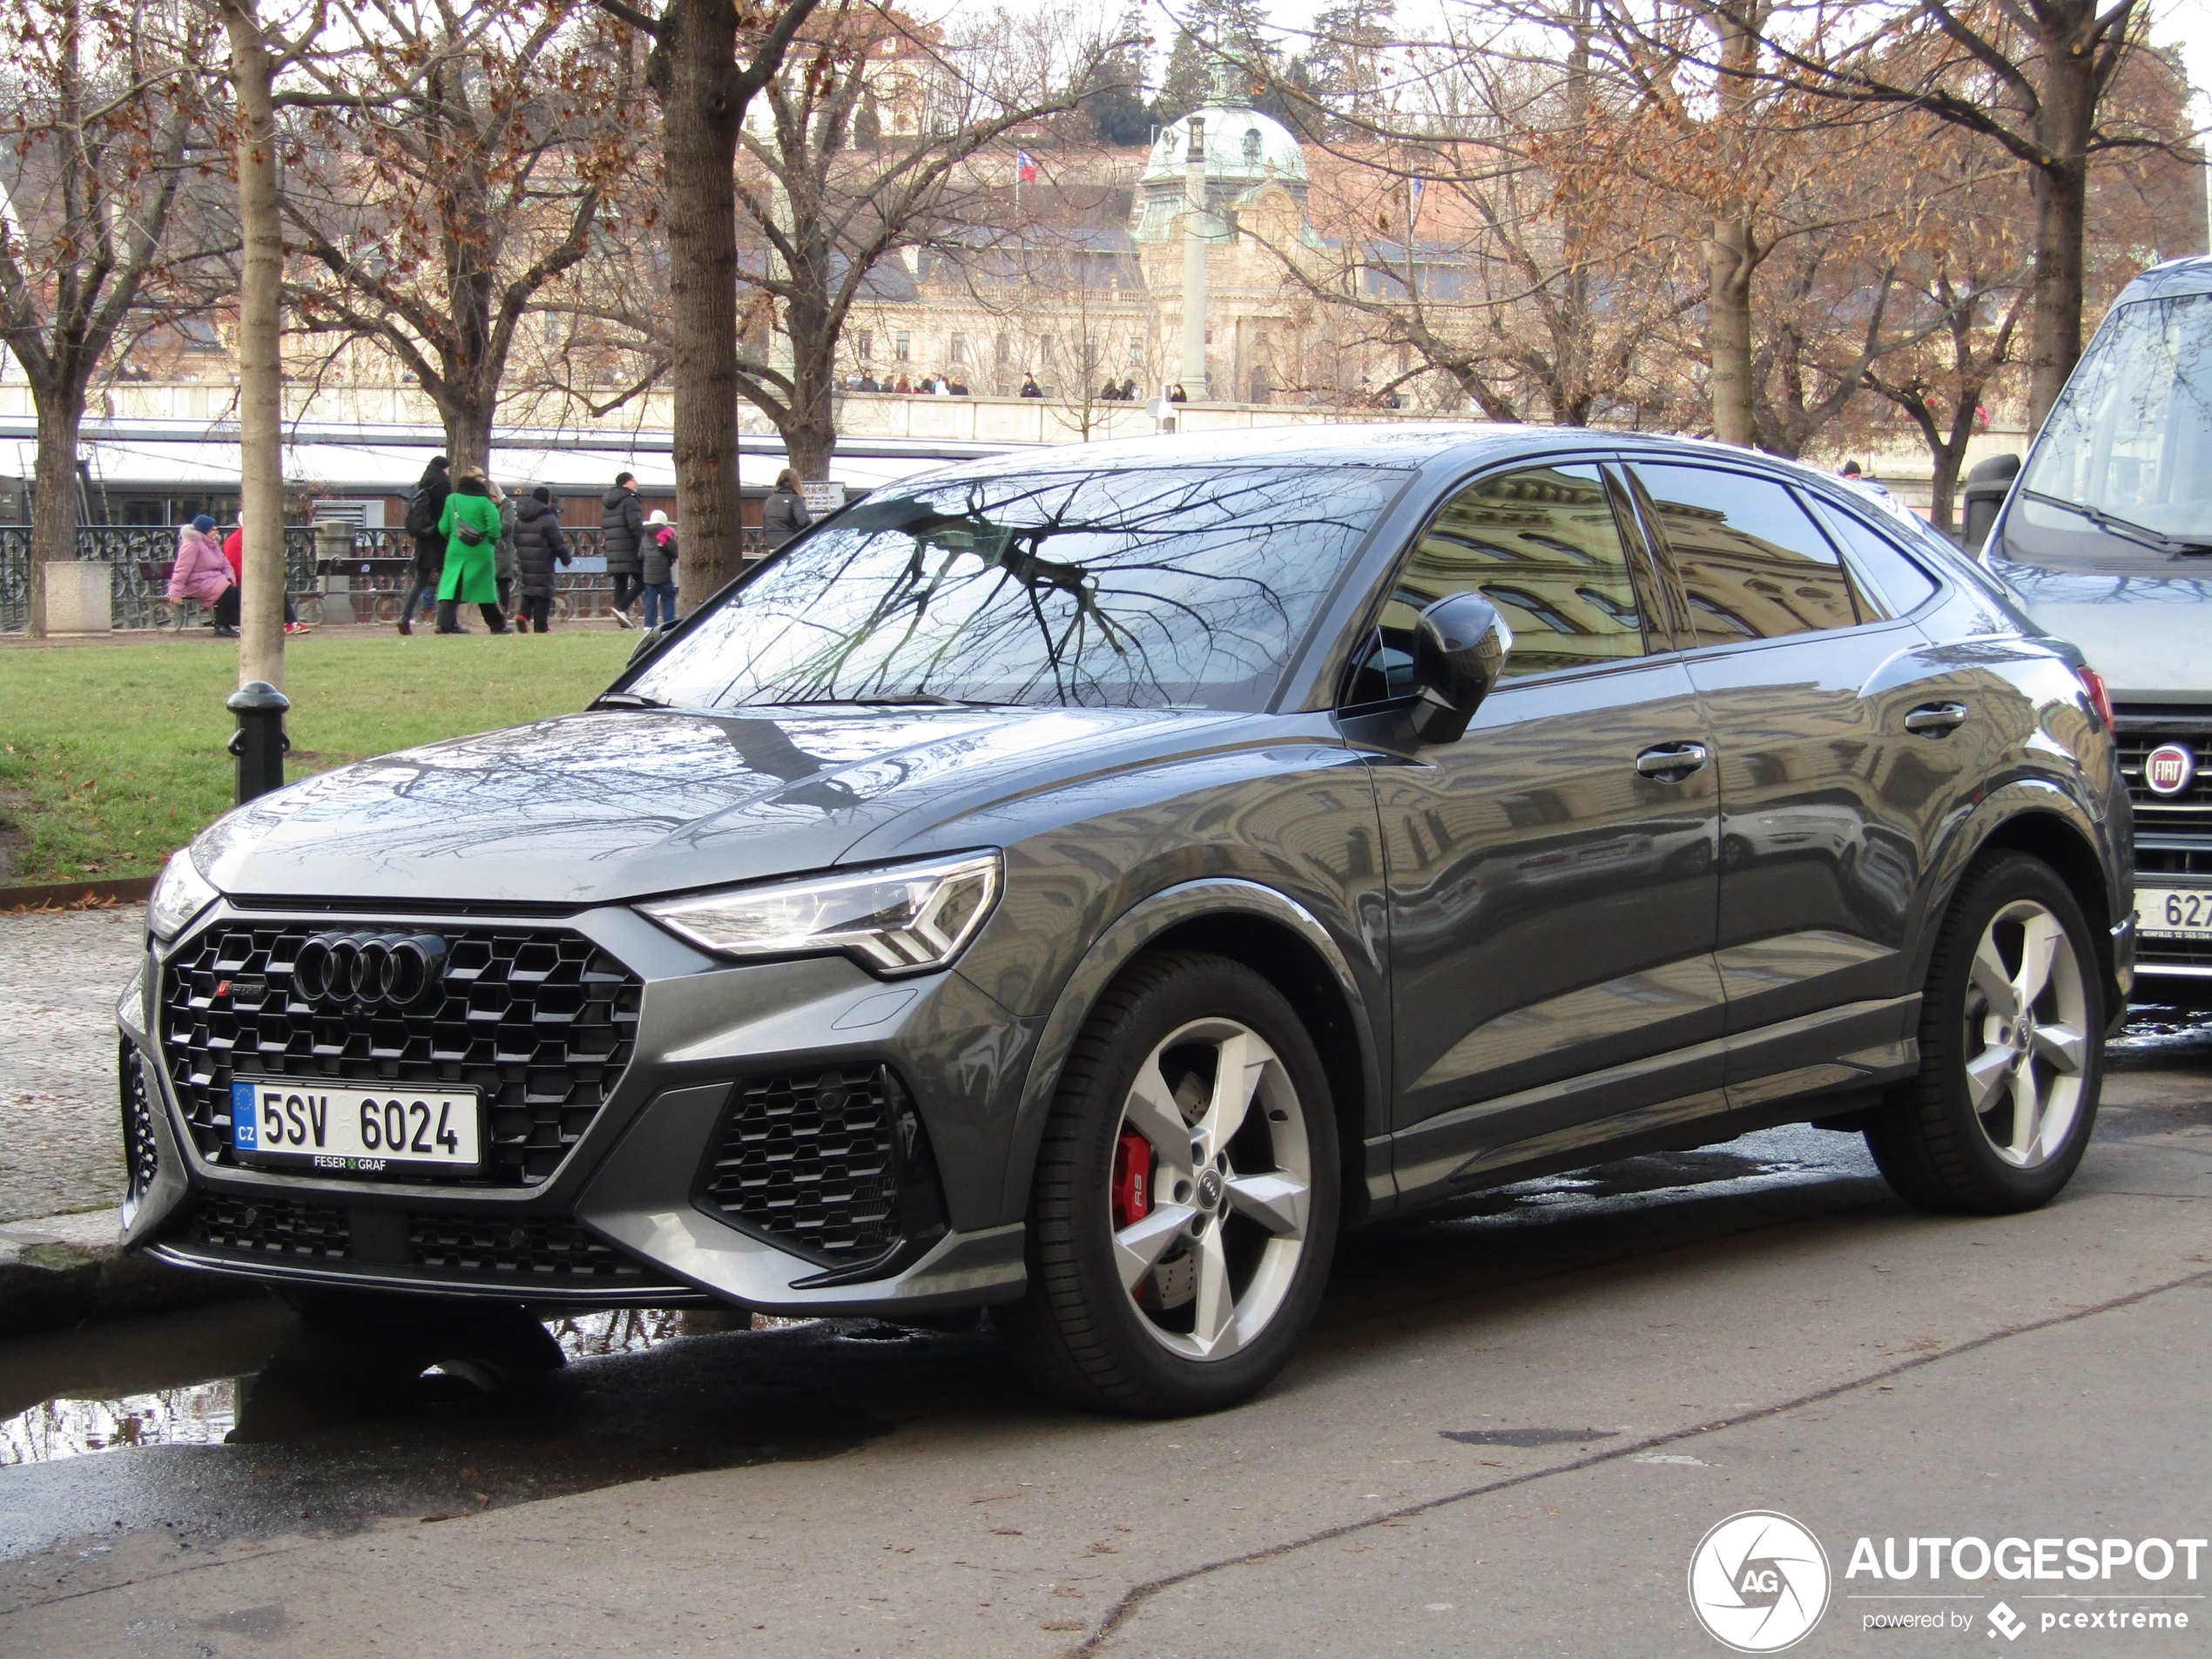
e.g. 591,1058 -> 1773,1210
119,426 -> 2131,1415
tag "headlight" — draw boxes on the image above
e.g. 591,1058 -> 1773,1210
147,847 -> 220,942
641,851 -> 1001,977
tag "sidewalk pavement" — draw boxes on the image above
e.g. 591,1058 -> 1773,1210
0,907 -> 144,1224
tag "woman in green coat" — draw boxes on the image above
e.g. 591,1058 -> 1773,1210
434,474 -> 510,634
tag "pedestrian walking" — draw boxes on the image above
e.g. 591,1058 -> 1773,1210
168,514 -> 236,637
510,485 -> 571,634
640,509 -> 679,629
601,470 -> 647,630
397,455 -> 450,636
433,472 -> 510,634
1118,375 -> 1137,401
763,469 -> 812,551
492,481 -> 521,624
1020,374 -> 1042,398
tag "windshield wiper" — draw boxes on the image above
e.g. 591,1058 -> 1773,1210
2020,490 -> 2212,556
593,691 -> 671,710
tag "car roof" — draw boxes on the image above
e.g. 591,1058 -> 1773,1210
858,421 -> 1881,492
2107,254 -> 2212,307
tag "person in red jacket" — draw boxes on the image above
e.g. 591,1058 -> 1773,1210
222,514 -> 310,633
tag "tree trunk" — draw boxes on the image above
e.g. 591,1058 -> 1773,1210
25,379 -> 86,637
222,0 -> 287,692
2027,36 -> 2095,430
1707,215 -> 1757,448
442,396 -> 494,482
648,2 -> 748,599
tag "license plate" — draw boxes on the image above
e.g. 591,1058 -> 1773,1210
2134,886 -> 2212,938
230,1082 -> 482,1174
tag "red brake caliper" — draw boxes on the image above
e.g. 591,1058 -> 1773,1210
1110,1128 -> 1155,1236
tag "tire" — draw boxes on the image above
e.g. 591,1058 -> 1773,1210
293,594 -> 325,626
1865,853 -> 2104,1215
1001,950 -> 1341,1416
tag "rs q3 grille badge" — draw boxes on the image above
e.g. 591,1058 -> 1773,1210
289,932 -> 449,1009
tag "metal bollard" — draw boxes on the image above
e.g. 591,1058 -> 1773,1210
227,681 -> 291,804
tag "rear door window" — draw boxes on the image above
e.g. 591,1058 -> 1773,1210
1804,496 -> 1939,617
1345,462 -> 1651,703
1630,462 -> 1862,644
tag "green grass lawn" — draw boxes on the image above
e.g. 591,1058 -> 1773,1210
0,631 -> 637,885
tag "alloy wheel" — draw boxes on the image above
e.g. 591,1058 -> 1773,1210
1961,897 -> 2089,1169
1108,1017 -> 1312,1361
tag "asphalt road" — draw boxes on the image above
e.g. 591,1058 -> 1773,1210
1,1026 -> 2208,1658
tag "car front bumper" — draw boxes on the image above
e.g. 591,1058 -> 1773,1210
118,900 -> 1036,1316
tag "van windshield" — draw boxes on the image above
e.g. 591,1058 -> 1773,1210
624,463 -> 1407,712
2014,292 -> 2212,567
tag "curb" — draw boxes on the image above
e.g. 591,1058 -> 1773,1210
0,875 -> 158,913
0,1211 -> 257,1339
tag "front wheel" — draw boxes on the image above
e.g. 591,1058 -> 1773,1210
1002,951 -> 1340,1416
1865,853 -> 2104,1214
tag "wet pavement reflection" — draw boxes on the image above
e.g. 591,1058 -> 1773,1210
3,1003 -> 2207,1565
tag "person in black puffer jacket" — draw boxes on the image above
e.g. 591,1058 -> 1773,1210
511,487 -> 572,633
397,454 -> 450,636
601,471 -> 646,627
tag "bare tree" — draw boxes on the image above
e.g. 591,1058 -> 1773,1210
280,2 -> 642,478
1615,0 -> 2181,428
1,0 -> 210,637
591,0 -> 820,597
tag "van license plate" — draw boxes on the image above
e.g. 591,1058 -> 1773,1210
2135,887 -> 2212,938
230,1082 -> 482,1174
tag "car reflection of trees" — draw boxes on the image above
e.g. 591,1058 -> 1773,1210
636,467 -> 1398,713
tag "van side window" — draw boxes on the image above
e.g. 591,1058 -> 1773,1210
1632,462 -> 1862,644
1345,463 -> 1649,704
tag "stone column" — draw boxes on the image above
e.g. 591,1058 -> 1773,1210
1180,117 -> 1209,400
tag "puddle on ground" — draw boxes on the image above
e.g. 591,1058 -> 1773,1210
0,1307 -> 803,1469
2109,1003 -> 2212,1070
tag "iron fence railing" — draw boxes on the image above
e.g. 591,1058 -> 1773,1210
1,525 -> 318,632
2,522 -> 766,631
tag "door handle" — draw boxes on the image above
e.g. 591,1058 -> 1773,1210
1905,702 -> 1970,737
1635,741 -> 1710,779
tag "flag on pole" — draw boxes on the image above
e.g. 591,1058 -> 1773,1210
1015,150 -> 1037,183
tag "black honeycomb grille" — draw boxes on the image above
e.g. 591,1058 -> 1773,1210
700,1068 -> 904,1264
408,1213 -> 654,1280
188,1194 -> 352,1258
119,1046 -> 159,1202
160,923 -> 641,1186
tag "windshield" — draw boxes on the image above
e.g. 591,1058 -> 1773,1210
624,464 -> 1407,712
2013,292 -> 2212,568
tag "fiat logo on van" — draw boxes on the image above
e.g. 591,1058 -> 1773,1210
2145,743 -> 2197,797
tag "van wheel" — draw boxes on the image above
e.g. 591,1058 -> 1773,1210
1866,853 -> 2103,1214
1002,951 -> 1340,1416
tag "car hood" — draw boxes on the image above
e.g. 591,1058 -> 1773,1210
195,705 -> 1213,905
1993,559 -> 2212,705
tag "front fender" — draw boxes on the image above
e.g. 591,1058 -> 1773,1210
993,877 -> 1386,1220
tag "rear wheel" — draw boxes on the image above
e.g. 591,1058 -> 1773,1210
1002,951 -> 1340,1416
1866,853 -> 2103,1214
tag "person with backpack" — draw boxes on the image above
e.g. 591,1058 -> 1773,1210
601,470 -> 647,628
167,514 -> 236,637
640,509 -> 678,629
510,485 -> 571,633
398,455 -> 450,635
433,471 -> 509,633
762,468 -> 812,551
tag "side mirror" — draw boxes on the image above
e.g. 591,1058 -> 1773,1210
1410,592 -> 1511,745
626,624 -> 671,666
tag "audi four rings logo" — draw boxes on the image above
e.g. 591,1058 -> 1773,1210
290,932 -> 449,1008
2145,743 -> 2197,797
